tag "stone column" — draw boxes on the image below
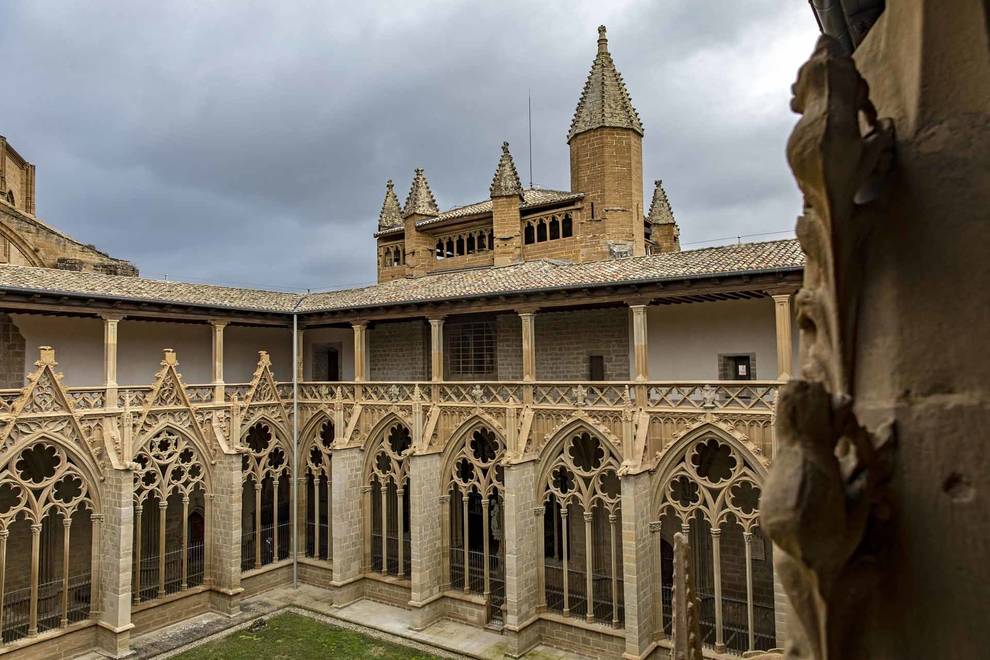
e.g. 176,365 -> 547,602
502,460 -> 542,656
620,470 -> 658,658
296,326 -> 305,381
629,304 -> 649,382
352,323 -> 367,382
771,293 -> 793,380
428,318 -> 444,382
519,311 -> 536,382
407,452 -> 443,630
96,466 -> 134,657
330,446 -> 364,605
211,320 -> 227,403
209,451 -> 243,615
102,314 -> 124,405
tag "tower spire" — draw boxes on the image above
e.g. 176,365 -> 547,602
568,25 -> 643,142
402,168 -> 439,218
647,179 -> 676,225
377,179 -> 403,230
490,142 -> 523,199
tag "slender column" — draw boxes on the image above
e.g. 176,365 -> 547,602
313,476 -> 320,559
609,513 -> 618,627
519,312 -> 536,382
89,515 -> 103,617
0,529 -> 7,635
744,531 -> 755,652
254,483 -> 262,569
771,293 -> 793,380
712,528 -> 725,653
29,522 -> 40,636
482,497 -> 491,597
295,328 -> 305,381
461,492 -> 470,592
352,323 -> 368,382
133,504 -> 142,603
102,314 -> 124,404
380,482 -> 388,575
560,505 -> 570,615
211,320 -> 227,403
61,518 -> 71,626
629,303 -> 649,382
273,478 -> 280,562
584,510 -> 594,622
429,318 -> 444,382
362,485 -> 372,573
181,496 -> 189,589
440,495 -> 451,590
157,501 -> 167,598
396,486 -> 405,577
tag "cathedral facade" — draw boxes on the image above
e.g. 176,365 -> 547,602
0,27 -> 798,660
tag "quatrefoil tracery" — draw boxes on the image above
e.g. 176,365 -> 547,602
447,426 -> 504,499
0,441 -> 95,527
133,429 -> 207,504
371,423 -> 411,487
543,431 -> 621,515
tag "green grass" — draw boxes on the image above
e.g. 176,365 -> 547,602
173,612 -> 443,660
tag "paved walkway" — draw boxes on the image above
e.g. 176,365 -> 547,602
83,584 -> 590,659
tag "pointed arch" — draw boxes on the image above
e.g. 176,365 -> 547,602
536,416 -> 622,489
134,421 -> 215,494
0,217 -> 44,267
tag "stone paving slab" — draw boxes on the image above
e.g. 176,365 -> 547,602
80,585 -> 591,660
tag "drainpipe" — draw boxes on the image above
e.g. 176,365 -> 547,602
292,312 -> 299,589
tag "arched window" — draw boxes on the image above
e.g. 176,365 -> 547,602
5,190 -> 13,206
368,422 -> 412,577
446,239 -> 455,258
550,216 -> 560,240
456,236 -> 465,256
542,430 -> 623,626
132,429 -> 208,602
537,220 -> 548,242
488,231 -> 494,249
466,234 -> 476,254
655,434 -> 774,653
305,420 -> 334,562
436,240 -> 445,259
0,442 -> 96,642
477,232 -> 487,251
446,425 -> 505,625
392,248 -> 402,266
562,213 -> 573,238
524,223 -> 535,245
240,421 -> 291,571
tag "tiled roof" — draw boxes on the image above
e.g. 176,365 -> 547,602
0,264 -> 300,313
0,240 -> 804,316
298,239 -> 803,312
568,26 -> 643,142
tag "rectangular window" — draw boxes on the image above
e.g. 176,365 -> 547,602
719,354 -> 756,380
446,320 -> 496,379
588,355 -> 605,381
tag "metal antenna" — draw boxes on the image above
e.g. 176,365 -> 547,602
528,90 -> 534,188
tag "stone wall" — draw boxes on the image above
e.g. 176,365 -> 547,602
369,320 -> 429,380
0,312 -> 25,388
535,308 -> 629,380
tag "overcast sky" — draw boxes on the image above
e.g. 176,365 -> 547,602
0,1 -> 819,292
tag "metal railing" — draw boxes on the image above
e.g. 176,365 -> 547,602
133,541 -> 205,603
240,522 -> 291,572
2,573 -> 91,644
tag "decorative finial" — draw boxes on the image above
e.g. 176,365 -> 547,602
598,25 -> 608,53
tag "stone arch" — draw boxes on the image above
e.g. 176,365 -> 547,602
536,417 -> 622,498
0,217 -> 44,267
363,415 -> 412,578
4,429 -> 104,510
239,416 -> 292,571
440,413 -> 505,481
135,421 -> 214,493
300,411 -> 334,563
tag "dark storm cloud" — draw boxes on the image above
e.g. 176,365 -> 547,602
0,1 -> 819,291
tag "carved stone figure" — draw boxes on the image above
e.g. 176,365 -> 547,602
760,34 -> 897,660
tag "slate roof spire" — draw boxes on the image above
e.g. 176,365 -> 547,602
402,168 -> 439,218
567,25 -> 644,142
647,179 -> 676,225
377,179 -> 403,230
489,142 -> 523,198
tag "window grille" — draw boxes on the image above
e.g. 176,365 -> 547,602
446,321 -> 496,379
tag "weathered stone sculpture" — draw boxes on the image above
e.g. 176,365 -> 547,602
759,34 -> 896,660
669,532 -> 702,660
